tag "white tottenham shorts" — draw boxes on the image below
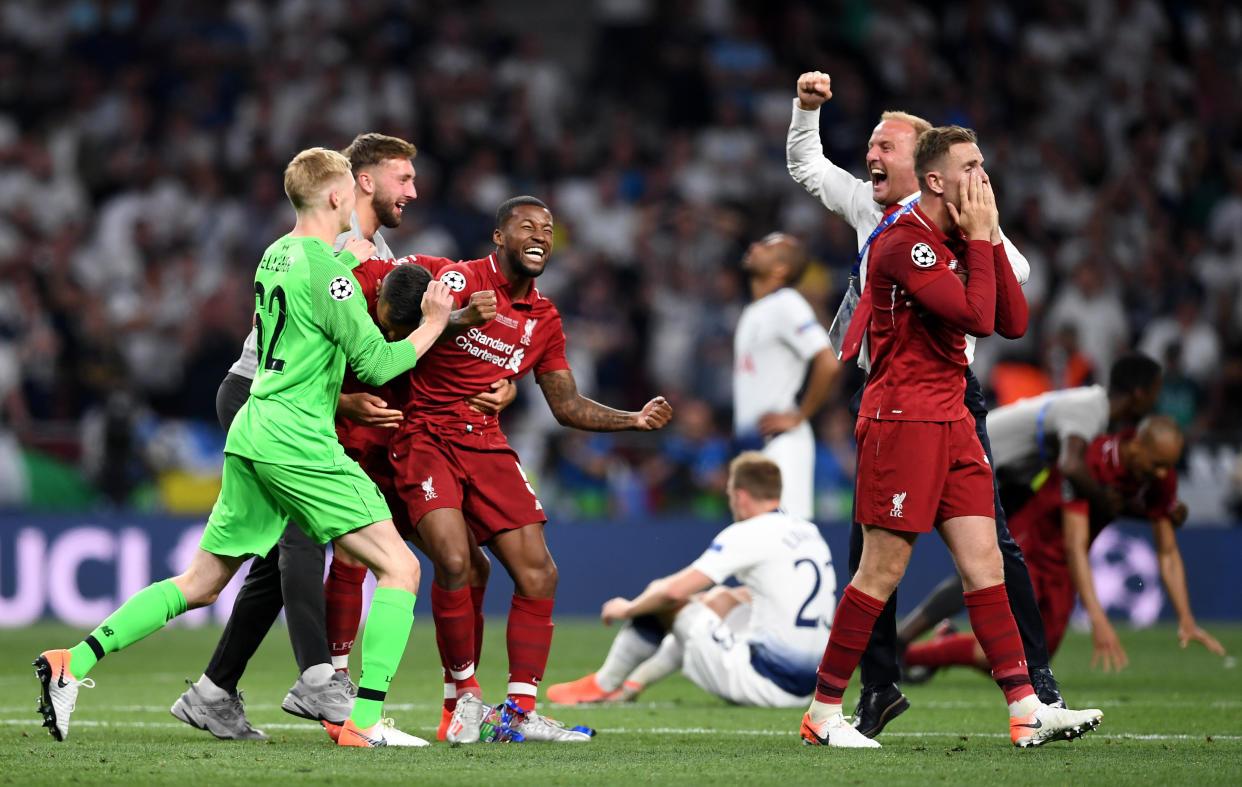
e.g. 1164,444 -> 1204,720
674,601 -> 812,708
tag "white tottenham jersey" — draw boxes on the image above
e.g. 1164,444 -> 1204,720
691,510 -> 836,659
786,100 -> 1030,370
228,214 -> 392,379
733,288 -> 830,436
986,385 -> 1110,470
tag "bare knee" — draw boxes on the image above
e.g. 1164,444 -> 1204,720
957,546 -> 1003,591
854,526 -> 915,600
512,558 -> 557,598
172,573 -> 226,610
375,548 -> 420,594
433,550 -> 471,589
333,548 -> 364,569
698,585 -> 734,606
853,559 -> 904,601
697,585 -> 744,619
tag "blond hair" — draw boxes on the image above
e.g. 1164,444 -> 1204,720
879,110 -> 932,138
728,451 -> 783,502
914,125 -> 978,184
283,147 -> 353,211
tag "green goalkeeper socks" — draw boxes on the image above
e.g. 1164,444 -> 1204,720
68,579 -> 188,678
351,587 -> 416,729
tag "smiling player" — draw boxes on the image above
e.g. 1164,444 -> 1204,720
388,196 -> 674,743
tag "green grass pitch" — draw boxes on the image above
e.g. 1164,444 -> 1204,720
3,620 -> 1240,785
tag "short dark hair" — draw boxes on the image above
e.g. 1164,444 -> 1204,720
1108,352 -> 1162,396
379,264 -> 432,328
342,133 -> 418,173
769,234 -> 810,286
914,125 -> 978,184
729,451 -> 782,501
496,196 -> 550,228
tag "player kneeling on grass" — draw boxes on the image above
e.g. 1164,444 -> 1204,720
903,416 -> 1225,677
34,147 -> 454,748
801,126 -> 1102,749
547,452 -> 835,708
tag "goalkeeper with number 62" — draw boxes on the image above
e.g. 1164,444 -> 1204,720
34,146 -> 453,748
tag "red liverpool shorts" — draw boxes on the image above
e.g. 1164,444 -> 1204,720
342,438 -> 413,539
854,415 -> 994,533
390,427 -> 546,544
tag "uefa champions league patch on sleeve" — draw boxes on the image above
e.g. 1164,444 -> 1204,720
440,270 -> 467,292
911,242 -> 937,268
329,276 -> 355,300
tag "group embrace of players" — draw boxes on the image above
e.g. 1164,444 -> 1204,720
32,71 -> 1223,751
34,133 -> 672,747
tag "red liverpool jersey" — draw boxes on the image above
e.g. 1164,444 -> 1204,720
1081,430 -> 1179,521
335,254 -> 455,456
1008,430 -> 1179,575
859,206 -> 995,422
401,254 -> 570,449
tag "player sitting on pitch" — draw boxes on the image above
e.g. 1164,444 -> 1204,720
903,415 -> 1226,676
547,452 -> 835,708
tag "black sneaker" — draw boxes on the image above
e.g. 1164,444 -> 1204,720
851,683 -> 910,739
1029,665 -> 1065,708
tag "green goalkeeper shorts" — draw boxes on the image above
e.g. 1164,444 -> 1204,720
201,453 -> 392,557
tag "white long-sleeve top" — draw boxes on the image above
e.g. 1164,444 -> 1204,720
786,100 -> 1030,369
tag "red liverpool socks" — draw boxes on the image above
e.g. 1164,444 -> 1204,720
964,583 -> 1035,704
506,594 -> 555,712
431,584 -> 481,701
814,585 -> 886,704
324,557 -> 367,672
905,631 -> 981,669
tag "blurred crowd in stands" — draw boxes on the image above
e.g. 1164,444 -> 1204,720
1,0 -> 1240,521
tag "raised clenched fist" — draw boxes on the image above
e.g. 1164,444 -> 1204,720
796,71 -> 833,110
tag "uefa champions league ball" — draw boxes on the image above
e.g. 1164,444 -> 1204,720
1072,527 -> 1163,629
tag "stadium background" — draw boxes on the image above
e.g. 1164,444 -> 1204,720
1,0 -> 1239,623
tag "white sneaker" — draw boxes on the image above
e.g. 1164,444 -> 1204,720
445,693 -> 487,745
34,650 -> 94,741
337,717 -> 430,747
508,709 -> 592,742
1011,703 -> 1102,747
801,712 -> 882,748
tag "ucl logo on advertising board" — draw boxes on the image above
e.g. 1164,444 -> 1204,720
1,515 -> 1236,624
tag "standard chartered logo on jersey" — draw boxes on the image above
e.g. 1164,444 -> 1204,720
456,327 -> 525,372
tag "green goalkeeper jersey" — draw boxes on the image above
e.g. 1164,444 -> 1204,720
225,234 -> 420,467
